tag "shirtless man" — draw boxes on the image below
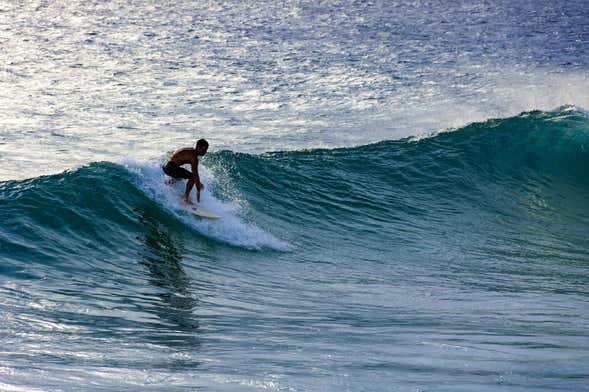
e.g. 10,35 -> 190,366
162,139 -> 209,204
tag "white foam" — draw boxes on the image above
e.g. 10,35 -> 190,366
121,159 -> 290,250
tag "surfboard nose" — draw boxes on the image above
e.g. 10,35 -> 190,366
193,206 -> 222,219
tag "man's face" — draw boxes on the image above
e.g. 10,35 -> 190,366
197,146 -> 208,156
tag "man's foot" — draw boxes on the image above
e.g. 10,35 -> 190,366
183,199 -> 194,206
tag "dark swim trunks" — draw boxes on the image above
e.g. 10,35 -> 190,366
162,161 -> 192,180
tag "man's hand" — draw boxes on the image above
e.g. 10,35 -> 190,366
197,182 -> 205,191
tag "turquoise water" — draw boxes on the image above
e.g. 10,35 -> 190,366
2,108 -> 588,390
1,0 -> 589,390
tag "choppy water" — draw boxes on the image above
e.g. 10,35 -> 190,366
1,1 -> 588,391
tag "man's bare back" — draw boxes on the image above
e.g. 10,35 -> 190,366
169,148 -> 198,166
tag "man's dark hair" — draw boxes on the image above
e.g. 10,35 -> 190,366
196,139 -> 209,148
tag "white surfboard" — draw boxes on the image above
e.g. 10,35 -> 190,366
192,205 -> 222,219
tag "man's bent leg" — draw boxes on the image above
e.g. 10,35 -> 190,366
184,179 -> 195,204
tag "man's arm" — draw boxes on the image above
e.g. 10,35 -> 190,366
191,159 -> 204,190
190,159 -> 202,203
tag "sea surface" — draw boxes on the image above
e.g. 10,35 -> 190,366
1,1 -> 588,391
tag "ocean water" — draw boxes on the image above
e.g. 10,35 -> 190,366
1,1 -> 588,391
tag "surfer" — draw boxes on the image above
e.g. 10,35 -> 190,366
162,139 -> 209,205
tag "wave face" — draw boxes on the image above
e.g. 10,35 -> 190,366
207,107 -> 589,256
1,107 -> 589,391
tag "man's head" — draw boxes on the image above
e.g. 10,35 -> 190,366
195,139 -> 209,156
